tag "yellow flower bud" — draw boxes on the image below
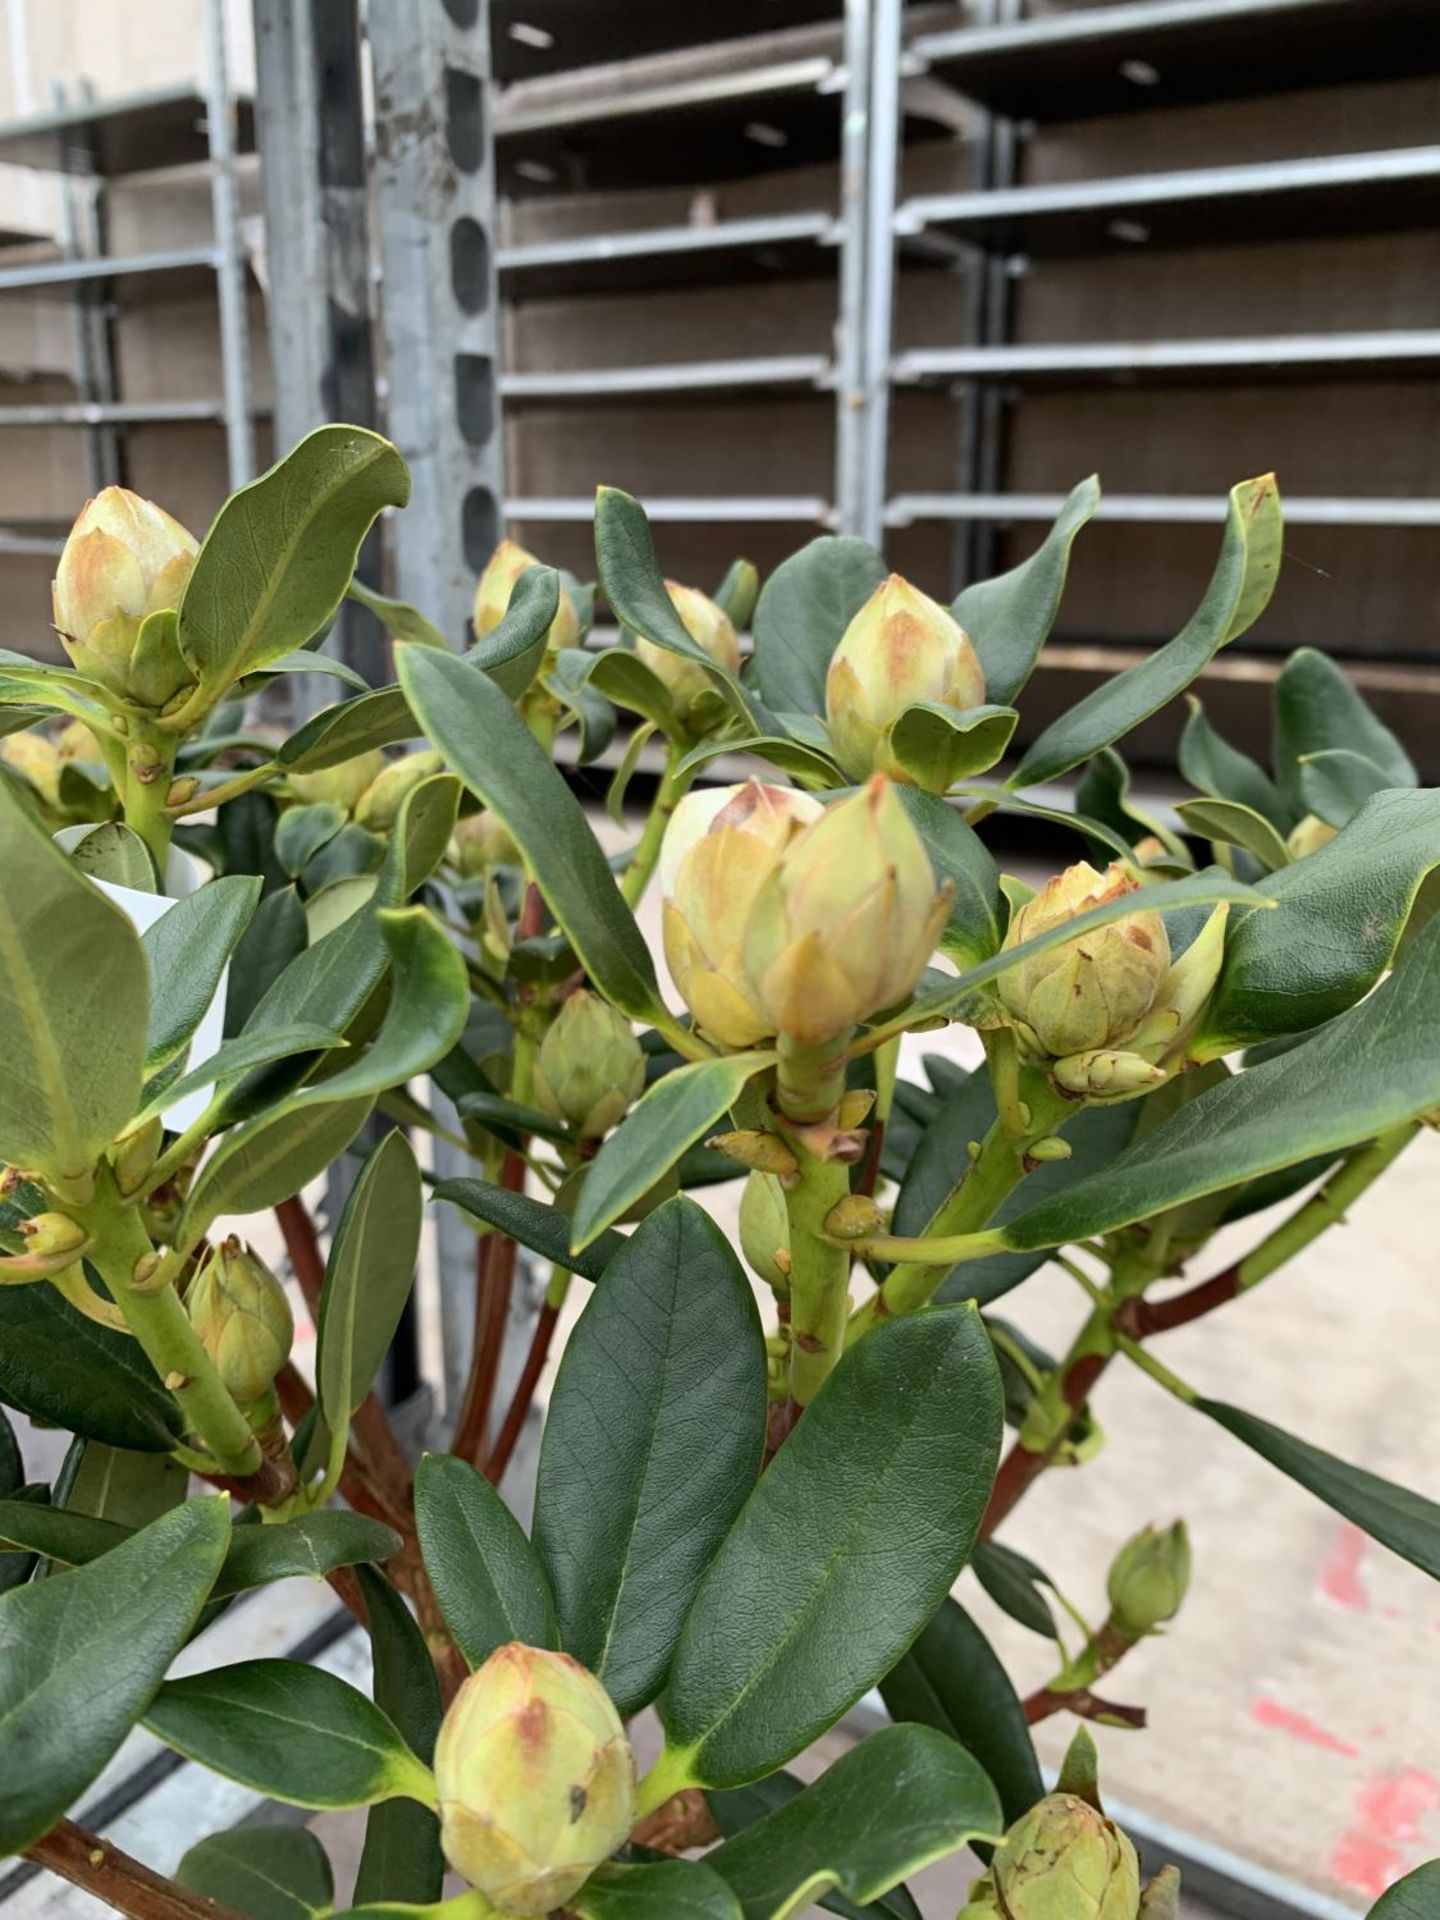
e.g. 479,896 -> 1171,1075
52,487 -> 198,696
824,574 -> 986,783
739,775 -> 952,1047
998,862 -> 1169,1062
56,719 -> 105,763
473,539 -> 579,655
739,1170 -> 791,1291
434,1643 -> 635,1916
0,730 -> 65,809
532,991 -> 646,1140
186,1236 -> 293,1405
660,780 -> 823,1048
991,1792 -> 1142,1920
353,750 -> 445,830
20,1213 -> 90,1259
287,738 -> 386,814
633,580 -> 741,728
1107,1520 -> 1191,1637
452,808 -> 520,876
1287,812 -> 1337,859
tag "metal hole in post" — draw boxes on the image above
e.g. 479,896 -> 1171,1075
442,0 -> 481,26
451,217 -> 491,314
445,66 -> 485,173
463,485 -> 502,574
455,352 -> 496,448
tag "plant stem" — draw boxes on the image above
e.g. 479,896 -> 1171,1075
1236,1122 -> 1417,1292
774,1034 -> 853,1408
23,1821 -> 249,1920
621,741 -> 689,908
121,722 -> 179,874
485,1266 -> 570,1487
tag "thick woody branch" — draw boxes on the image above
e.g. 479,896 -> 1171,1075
23,1821 -> 246,1920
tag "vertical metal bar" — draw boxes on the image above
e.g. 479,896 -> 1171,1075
860,0 -> 903,550
833,0 -> 871,538
54,80 -> 122,492
206,0 -> 254,490
972,0 -> 1023,583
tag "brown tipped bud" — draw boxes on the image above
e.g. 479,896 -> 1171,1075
52,488 -> 198,697
353,750 -> 446,831
1106,1521 -> 1191,1637
452,808 -> 520,877
165,776 -> 201,809
112,1115 -> 163,1197
825,574 -> 986,785
739,1171 -> 792,1292
991,1792 -> 1142,1920
473,539 -> 578,656
824,1194 -> 886,1240
707,1130 -> 799,1179
532,992 -> 646,1141
634,580 -> 741,731
20,1213 -> 90,1259
836,1088 -> 877,1131
186,1236 -> 293,1405
1287,812 -> 1338,860
434,1643 -> 635,1916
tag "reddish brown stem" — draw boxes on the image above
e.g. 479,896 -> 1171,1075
486,1300 -> 559,1486
981,1349 -> 1112,1541
450,1149 -> 526,1467
23,1821 -> 247,1920
1120,1263 -> 1240,1337
855,1117 -> 887,1200
1023,1686 -> 1147,1730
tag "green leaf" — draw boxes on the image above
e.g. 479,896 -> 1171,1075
348,578 -> 449,651
176,1094 -> 374,1256
225,887 -> 307,1036
143,875 -> 263,1072
68,821 -> 154,890
714,557 -> 760,631
276,689 -> 419,776
1297,747 -> 1394,828
277,803 -> 346,877
571,1052 -> 775,1252
1273,646 -> 1415,817
658,1304 -> 1003,1786
575,1860 -> 743,1920
675,731 -> 843,789
0,1284 -> 183,1452
534,1198 -> 767,1714
971,1540 -> 1056,1639
880,1596 -> 1042,1828
584,646 -> 683,737
414,1453 -> 557,1667
893,789 -> 1001,970
179,427 -> 410,692
141,1022 -> 346,1118
146,1659 -> 435,1810
397,643 -> 662,1021
317,1131 -> 423,1427
376,774 -> 462,904
1174,796 -> 1291,872
251,650 -> 372,693
996,915 -> 1440,1253
1367,1860 -> 1440,1918
65,1441 -> 186,1533
956,475 -> 1100,706
1012,475 -> 1282,787
0,780 -> 148,1179
466,563 -> 560,699
707,1776 -> 920,1920
354,1567 -> 445,1907
1201,788 -> 1440,1048
707,1725 -> 1002,1920
750,534 -> 887,716
0,1497 -> 229,1855
435,1177 -> 623,1284
1178,696 -> 1287,827
886,703 -> 1019,793
0,1411 -> 19,1498
178,1828 -> 335,1920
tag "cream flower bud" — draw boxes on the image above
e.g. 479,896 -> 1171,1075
52,487 -> 198,696
533,991 -> 646,1140
353,750 -> 445,830
434,1643 -> 635,1916
991,1792 -> 1142,1920
1107,1520 -> 1191,1637
660,780 -> 823,1048
287,738 -> 387,814
473,539 -> 579,655
452,808 -> 520,876
824,574 -> 986,783
634,580 -> 740,728
739,774 -> 952,1047
186,1236 -> 293,1405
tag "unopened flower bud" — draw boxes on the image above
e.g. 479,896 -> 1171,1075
1051,1049 -> 1166,1097
825,1194 -> 886,1240
825,574 -> 986,785
56,719 -> 105,763
473,539 -> 579,656
112,1115 -> 163,1197
434,1642 -> 635,1916
533,992 -> 645,1141
0,730 -> 65,808
633,581 -> 740,729
739,775 -> 952,1047
739,1171 -> 791,1292
52,488 -> 198,697
707,1130 -> 798,1180
186,1236 -> 293,1405
452,808 -> 519,877
287,740 -> 386,814
21,1213 -> 89,1259
1107,1520 -> 1191,1637
1027,1135 -> 1072,1162
1139,1866 -> 1183,1918
353,750 -> 445,830
1287,813 -> 1338,860
991,1791 -> 1142,1920
660,780 -> 823,1048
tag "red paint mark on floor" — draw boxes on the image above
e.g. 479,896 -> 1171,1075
1318,1522 -> 1369,1611
1329,1768 -> 1440,1899
1250,1696 -> 1360,1759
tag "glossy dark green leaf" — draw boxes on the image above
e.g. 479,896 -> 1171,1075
880,1596 -> 1042,1827
0,1411 -> 19,1499
584,646 -> 684,737
887,703 -> 1019,793
316,1131 -> 423,1427
707,1725 -> 1002,1920
348,578 -> 448,650
707,1776 -> 920,1920
457,1088 -> 569,1145
65,1441 -> 186,1533
534,1198 -> 766,1714
1178,696 -> 1287,827
571,1052 -> 775,1252
276,689 -> 419,775
354,1566 -> 445,1906
892,789 -> 1001,969
179,427 -> 410,691
414,1453 -> 557,1668
1272,646 -> 1415,818
466,563 -> 561,699
435,1177 -> 623,1284
0,1497 -> 229,1855
971,1540 -> 1057,1640
147,1659 -> 435,1810
750,534 -> 887,716
376,773 -> 463,904
225,886 -> 308,1036
277,803 -> 346,877
141,1021 -> 346,1117
143,875 -> 263,1072
176,1094 -> 374,1256
1174,796 -> 1290,872
956,476 -> 1100,706
658,1305 -> 1003,1786
397,643 -> 662,1020
1012,475 -> 1282,787
1367,1860 -> 1440,1918
0,1284 -> 182,1452
1297,747 -> 1394,828
575,1860 -> 743,1920
178,1826 -> 335,1920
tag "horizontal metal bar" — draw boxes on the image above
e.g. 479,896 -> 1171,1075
0,530 -> 64,557
498,210 -> 838,274
912,0 -> 1348,70
0,83 -> 207,145
511,493 -> 832,523
893,330 -> 1440,380
897,143 -> 1440,234
0,399 -> 237,427
502,354 -> 835,399
0,246 -> 220,294
885,490 -> 1440,529
496,55 -> 833,136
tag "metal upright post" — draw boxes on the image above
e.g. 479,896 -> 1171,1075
859,0 -> 903,550
53,80 -> 121,493
833,0 -> 872,538
206,0 -> 254,491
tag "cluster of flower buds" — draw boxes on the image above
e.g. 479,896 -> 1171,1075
962,1791 -> 1143,1919
52,487 -> 199,708
473,539 -> 579,657
434,1642 -> 635,1916
824,574 -> 987,784
632,580 -> 740,734
1106,1520 -> 1191,1638
660,775 -> 951,1050
533,991 -> 647,1140
994,860 -> 1227,1096
185,1236 -> 293,1406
